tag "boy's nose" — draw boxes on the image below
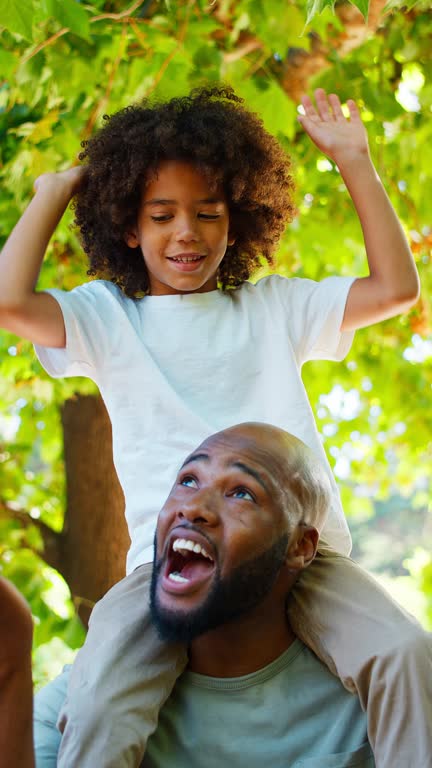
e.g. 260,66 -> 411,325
175,216 -> 200,243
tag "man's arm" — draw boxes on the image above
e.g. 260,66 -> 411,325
0,167 -> 85,347
0,578 -> 34,768
298,89 -> 420,332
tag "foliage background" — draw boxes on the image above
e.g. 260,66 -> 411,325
0,0 -> 431,687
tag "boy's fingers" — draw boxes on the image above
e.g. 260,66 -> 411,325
300,94 -> 318,119
328,93 -> 344,119
314,88 -> 333,121
347,99 -> 361,120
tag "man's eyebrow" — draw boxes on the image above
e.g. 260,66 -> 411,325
231,461 -> 270,494
143,198 -> 223,206
180,452 -> 210,469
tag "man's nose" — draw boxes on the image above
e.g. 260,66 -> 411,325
177,490 -> 219,526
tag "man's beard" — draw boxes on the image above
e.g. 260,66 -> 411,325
150,533 -> 289,645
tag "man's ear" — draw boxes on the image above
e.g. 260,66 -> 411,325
285,525 -> 319,572
124,229 -> 139,248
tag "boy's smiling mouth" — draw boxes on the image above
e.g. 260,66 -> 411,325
167,253 -> 206,263
166,253 -> 207,273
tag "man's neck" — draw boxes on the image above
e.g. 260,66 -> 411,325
188,597 -> 296,678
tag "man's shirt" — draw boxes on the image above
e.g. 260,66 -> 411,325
143,639 -> 374,767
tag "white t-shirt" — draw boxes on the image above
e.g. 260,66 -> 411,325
35,274 -> 355,573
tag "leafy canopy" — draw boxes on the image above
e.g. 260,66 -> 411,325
0,1 -> 431,680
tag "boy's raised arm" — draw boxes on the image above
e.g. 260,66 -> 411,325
0,166 -> 85,348
298,89 -> 420,332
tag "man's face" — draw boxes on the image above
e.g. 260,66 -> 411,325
151,429 -> 291,643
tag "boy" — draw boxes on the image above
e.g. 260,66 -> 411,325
0,87 -> 429,768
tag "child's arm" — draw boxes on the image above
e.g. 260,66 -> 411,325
0,166 -> 85,347
298,89 -> 420,332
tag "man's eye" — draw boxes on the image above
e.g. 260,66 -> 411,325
180,476 -> 197,488
151,215 -> 172,222
232,488 -> 255,502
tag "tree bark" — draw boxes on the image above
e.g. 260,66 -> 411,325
59,395 -> 130,625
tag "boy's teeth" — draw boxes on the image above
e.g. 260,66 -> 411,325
172,256 -> 201,262
168,572 -> 189,583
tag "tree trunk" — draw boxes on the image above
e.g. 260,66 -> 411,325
59,395 -> 130,625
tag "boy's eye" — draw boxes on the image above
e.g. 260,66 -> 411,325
151,215 -> 172,222
150,212 -> 221,223
180,476 -> 197,488
232,487 -> 255,502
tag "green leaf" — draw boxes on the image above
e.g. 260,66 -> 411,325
305,0 -> 335,26
0,0 -> 34,41
0,47 -> 17,78
352,0 -> 370,20
227,63 -> 297,141
241,0 -> 304,53
40,0 -> 90,40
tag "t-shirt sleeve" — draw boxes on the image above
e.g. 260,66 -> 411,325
34,281 -> 118,382
269,274 -> 356,365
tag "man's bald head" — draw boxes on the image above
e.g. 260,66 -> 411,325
198,422 -> 331,535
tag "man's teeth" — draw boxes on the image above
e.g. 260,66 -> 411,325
168,572 -> 190,583
172,538 -> 213,560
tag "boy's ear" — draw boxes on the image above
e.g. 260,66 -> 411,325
227,231 -> 236,247
285,525 -> 319,572
124,229 -> 139,248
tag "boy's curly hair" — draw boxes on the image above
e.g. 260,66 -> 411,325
75,86 -> 295,297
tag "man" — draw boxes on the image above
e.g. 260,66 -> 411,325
2,423 -> 374,767
143,422 -> 374,766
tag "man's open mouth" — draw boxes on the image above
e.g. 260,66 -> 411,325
162,534 -> 216,593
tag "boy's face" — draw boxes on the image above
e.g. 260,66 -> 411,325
125,160 -> 234,295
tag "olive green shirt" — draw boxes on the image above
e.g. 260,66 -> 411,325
144,639 -> 374,767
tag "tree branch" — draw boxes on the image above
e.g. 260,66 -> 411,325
0,501 -> 63,575
141,0 -> 195,99
80,24 -> 128,139
281,0 -> 389,101
23,0 -> 147,63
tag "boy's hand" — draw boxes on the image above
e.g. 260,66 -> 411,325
298,91 -> 419,332
298,89 -> 369,169
34,165 -> 86,198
